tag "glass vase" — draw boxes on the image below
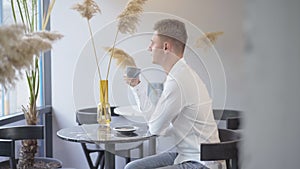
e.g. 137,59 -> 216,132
97,80 -> 111,127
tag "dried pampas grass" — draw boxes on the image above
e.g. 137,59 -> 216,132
195,31 -> 224,49
106,0 -> 147,79
104,47 -> 136,69
72,0 -> 101,20
32,31 -> 64,41
117,0 -> 147,34
0,58 -> 17,90
72,0 -> 102,80
0,24 -> 63,89
0,24 -> 24,48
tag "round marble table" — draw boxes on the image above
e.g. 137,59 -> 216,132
57,116 -> 157,169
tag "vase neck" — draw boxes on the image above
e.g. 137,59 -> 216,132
100,80 -> 108,103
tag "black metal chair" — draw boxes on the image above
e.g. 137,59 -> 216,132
201,128 -> 241,169
213,109 -> 242,130
76,106 -> 143,169
0,125 -> 62,169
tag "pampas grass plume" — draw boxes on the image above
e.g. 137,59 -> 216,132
195,31 -> 224,48
104,47 -> 136,69
0,24 -> 63,89
72,0 -> 101,20
117,0 -> 147,34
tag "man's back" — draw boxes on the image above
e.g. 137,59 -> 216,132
154,59 -> 219,165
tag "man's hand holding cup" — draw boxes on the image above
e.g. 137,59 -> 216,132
124,66 -> 141,87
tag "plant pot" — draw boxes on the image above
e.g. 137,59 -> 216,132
0,157 -> 62,169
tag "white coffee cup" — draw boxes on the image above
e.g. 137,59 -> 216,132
126,66 -> 141,78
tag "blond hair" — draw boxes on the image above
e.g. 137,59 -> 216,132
153,19 -> 187,54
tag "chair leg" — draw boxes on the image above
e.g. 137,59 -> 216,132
10,157 -> 16,169
226,159 -> 230,169
232,157 -> 238,169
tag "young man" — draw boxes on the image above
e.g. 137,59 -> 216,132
124,19 -> 221,169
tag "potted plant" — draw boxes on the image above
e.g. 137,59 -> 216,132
0,0 -> 62,168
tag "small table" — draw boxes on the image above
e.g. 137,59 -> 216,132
57,116 -> 156,169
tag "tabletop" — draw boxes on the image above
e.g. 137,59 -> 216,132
56,116 -> 157,169
57,116 -> 155,144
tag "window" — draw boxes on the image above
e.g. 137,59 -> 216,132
0,0 -> 46,117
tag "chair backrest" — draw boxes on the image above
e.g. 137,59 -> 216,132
0,125 -> 44,169
0,125 -> 44,140
201,128 -> 241,169
213,109 -> 242,130
226,117 -> 241,130
76,106 -> 118,125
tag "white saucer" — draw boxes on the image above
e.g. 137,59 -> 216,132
113,126 -> 138,135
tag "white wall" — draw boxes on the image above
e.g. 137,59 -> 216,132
243,0 -> 300,168
51,0 -> 244,168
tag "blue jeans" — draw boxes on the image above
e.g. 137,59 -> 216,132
124,152 -> 209,169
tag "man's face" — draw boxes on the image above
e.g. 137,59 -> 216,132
148,31 -> 165,65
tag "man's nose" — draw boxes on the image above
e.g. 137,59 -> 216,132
148,45 -> 152,52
